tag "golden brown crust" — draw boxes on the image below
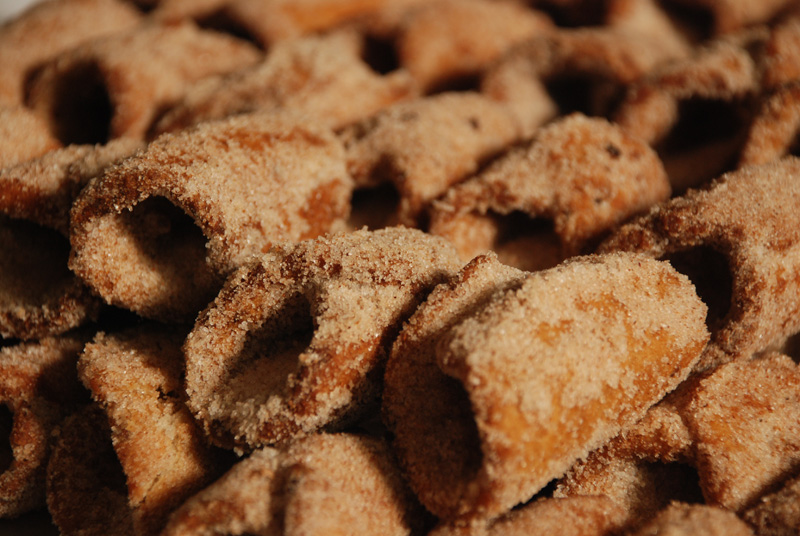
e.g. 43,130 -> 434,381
389,252 -> 708,520
739,82 -> 800,167
0,335 -> 87,518
600,157 -> 800,370
342,92 -> 523,227
184,227 -> 461,450
0,0 -> 142,106
153,29 -> 417,135
429,113 -> 670,271
0,106 -> 61,170
69,111 -> 353,322
26,21 -> 261,144
77,325 -> 226,535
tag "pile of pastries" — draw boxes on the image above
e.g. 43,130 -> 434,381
2,0 -> 800,534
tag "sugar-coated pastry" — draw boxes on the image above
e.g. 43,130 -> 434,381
0,106 -> 60,170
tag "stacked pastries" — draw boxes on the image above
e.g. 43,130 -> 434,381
3,0 -> 800,535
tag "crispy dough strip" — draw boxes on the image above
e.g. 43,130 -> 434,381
26,21 -> 261,144
430,496 -> 627,536
740,81 -> 800,167
389,252 -> 708,519
630,502 -> 754,536
761,16 -> 800,91
683,352 -> 800,512
341,92 -> 523,227
383,253 -> 527,522
77,325 -> 226,535
46,405 -> 135,536
664,0 -> 794,35
383,0 -> 553,93
0,335 -> 86,518
184,228 -> 460,450
0,139 -> 142,235
0,0 -> 142,106
0,106 -> 60,170
69,111 -> 352,322
600,157 -> 800,370
153,29 -> 416,135
281,434 -> 423,536
428,113 -> 669,271
0,217 -> 101,340
613,36 -> 758,190
743,471 -> 800,536
161,447 -> 283,536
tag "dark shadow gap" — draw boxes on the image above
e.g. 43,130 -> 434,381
47,62 -> 113,145
361,34 -> 401,76
0,404 -> 13,474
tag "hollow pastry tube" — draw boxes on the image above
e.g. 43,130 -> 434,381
26,20 -> 261,145
69,111 -> 353,323
183,227 -> 461,451
600,157 -> 800,370
385,251 -> 708,520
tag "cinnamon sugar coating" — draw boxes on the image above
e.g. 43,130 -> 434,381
630,501 -> 754,535
0,217 -> 101,340
153,29 -> 416,135
387,252 -> 708,520
430,496 -> 627,536
69,111 -> 353,322
0,106 -> 60,170
428,113 -> 669,271
0,0 -> 142,106
26,21 -> 261,144
46,406 -> 135,536
739,82 -> 800,167
77,325 -> 226,535
0,139 -> 143,235
341,92 -> 524,228
743,472 -> 800,536
614,36 -> 759,191
164,433 -> 422,536
0,335 -> 87,518
684,352 -> 800,512
184,227 -> 460,451
375,0 -> 553,93
662,0 -> 795,36
600,157 -> 800,370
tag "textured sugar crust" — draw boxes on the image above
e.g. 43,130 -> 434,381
164,433 -> 420,536
342,91 -> 524,227
0,217 -> 101,340
77,325 -> 226,535
629,502 -> 754,536
0,106 -> 60,170
429,113 -> 669,272
69,111 -> 353,322
26,20 -> 261,144
383,253 -> 527,523
426,252 -> 708,520
600,156 -> 800,370
0,0 -> 142,106
184,227 -> 461,451
743,471 -> 800,536
430,496 -> 626,536
0,335 -> 86,518
153,29 -> 417,136
46,405 -> 135,536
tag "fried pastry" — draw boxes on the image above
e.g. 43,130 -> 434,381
0,106 -> 60,170
614,36 -> 759,191
742,471 -> 800,536
428,113 -> 669,271
739,82 -> 800,167
153,29 -> 416,135
386,251 -> 708,520
0,335 -> 87,518
661,0 -> 794,36
75,325 -> 226,535
600,157 -> 800,370
0,0 -> 142,106
430,496 -> 627,536
342,91 -> 524,228
630,501 -> 754,535
69,111 -> 353,322
26,21 -> 261,144
183,227 -> 461,451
